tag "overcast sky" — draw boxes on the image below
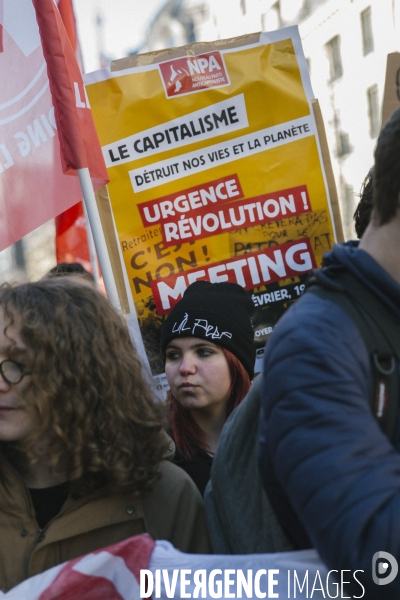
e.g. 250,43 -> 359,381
73,0 -> 165,73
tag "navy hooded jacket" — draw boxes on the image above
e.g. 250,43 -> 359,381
258,242 -> 400,598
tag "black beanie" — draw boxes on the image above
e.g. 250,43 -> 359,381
160,281 -> 255,379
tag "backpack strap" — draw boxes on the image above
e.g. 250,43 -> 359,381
306,269 -> 399,441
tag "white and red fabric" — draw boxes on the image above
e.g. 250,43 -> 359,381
1,534 -> 154,600
0,536 -> 331,599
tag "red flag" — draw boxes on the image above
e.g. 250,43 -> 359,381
55,203 -> 92,270
0,0 -> 107,253
57,0 -> 82,68
54,0 -> 92,269
0,0 -> 87,252
32,0 -> 108,187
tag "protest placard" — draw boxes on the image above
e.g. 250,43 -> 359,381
84,26 -> 342,377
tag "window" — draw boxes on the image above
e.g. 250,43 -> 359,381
343,183 -> 354,225
334,111 -> 351,158
344,184 -> 354,203
280,0 -> 303,23
261,2 -> 281,31
361,7 -> 374,56
326,36 -> 343,81
367,84 -> 380,138
12,240 -> 25,269
337,131 -> 351,157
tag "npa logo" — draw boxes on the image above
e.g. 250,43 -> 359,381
159,51 -> 230,98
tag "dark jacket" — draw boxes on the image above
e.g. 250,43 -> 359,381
205,376 -> 293,554
173,444 -> 212,497
258,242 -> 400,599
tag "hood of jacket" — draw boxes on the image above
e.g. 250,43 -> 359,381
321,241 -> 400,324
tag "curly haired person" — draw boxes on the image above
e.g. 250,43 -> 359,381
0,278 -> 210,592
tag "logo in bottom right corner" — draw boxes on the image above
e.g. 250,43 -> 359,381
372,551 -> 398,585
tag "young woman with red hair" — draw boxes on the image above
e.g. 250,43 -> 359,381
160,281 -> 255,496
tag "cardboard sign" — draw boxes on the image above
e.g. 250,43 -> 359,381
84,27 -> 341,376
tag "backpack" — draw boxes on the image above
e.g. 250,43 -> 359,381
306,268 -> 400,440
204,375 -> 295,554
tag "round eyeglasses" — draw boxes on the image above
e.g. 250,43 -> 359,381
0,359 -> 30,385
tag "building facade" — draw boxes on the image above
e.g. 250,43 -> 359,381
141,0 -> 400,239
0,221 -> 56,286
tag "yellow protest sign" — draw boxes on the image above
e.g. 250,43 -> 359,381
85,27 -> 340,375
